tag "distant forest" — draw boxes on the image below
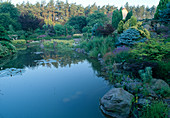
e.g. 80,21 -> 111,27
16,0 -> 157,25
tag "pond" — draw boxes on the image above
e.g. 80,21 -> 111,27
0,46 -> 112,118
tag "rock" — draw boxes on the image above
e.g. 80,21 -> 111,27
75,48 -> 85,53
150,79 -> 169,90
137,98 -> 151,106
143,24 -> 152,31
150,32 -> 158,38
100,88 -> 134,118
123,62 -> 131,70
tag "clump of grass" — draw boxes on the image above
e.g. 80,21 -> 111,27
141,100 -> 169,118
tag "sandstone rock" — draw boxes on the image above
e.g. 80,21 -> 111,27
100,88 -> 134,118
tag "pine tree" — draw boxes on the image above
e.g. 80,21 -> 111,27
112,9 -> 122,29
154,0 -> 169,19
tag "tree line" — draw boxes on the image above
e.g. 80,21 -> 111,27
16,1 -> 157,25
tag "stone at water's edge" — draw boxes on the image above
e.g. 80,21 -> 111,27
100,88 -> 134,118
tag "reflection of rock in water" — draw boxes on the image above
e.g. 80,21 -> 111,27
0,68 -> 25,78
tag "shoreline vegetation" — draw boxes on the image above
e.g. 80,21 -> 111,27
0,0 -> 170,118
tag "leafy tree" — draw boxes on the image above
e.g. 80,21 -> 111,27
87,11 -> 109,27
0,2 -> 20,30
19,12 -> 44,32
154,0 -> 169,19
0,2 -> 19,20
0,13 -> 14,30
67,16 -> 87,33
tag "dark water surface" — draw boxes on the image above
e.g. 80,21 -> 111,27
0,46 -> 111,118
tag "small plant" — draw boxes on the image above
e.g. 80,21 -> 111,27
138,67 -> 152,83
141,100 -> 169,118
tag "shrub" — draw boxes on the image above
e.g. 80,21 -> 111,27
153,61 -> 170,82
104,46 -> 131,64
82,26 -> 92,33
129,16 -> 137,27
131,38 -> 169,61
123,20 -> 130,31
117,28 -> 147,46
54,24 -> 64,36
73,34 -> 83,38
12,39 -> 26,46
0,41 -> 16,57
96,24 -> 115,36
138,67 -> 152,83
117,20 -> 124,34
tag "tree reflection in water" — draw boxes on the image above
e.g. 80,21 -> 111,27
0,46 -> 103,78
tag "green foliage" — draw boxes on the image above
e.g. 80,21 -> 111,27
0,41 -> 16,57
67,16 -> 87,33
125,10 -> 133,22
82,26 -> 92,33
12,40 -> 26,46
154,86 -> 170,98
123,16 -> 137,31
0,24 -> 10,41
112,9 -> 123,29
117,28 -> 147,46
78,37 -> 114,58
154,61 -> 170,82
87,11 -> 109,27
43,39 -> 74,49
0,2 -> 20,30
138,67 -> 152,83
92,22 -> 103,36
159,2 -> 170,22
129,16 -> 137,27
141,100 -> 169,118
131,38 -> 169,61
54,24 -> 65,36
117,20 -> 124,34
154,0 -> 169,19
123,20 -> 130,31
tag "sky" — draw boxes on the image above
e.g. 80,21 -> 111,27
10,0 -> 160,8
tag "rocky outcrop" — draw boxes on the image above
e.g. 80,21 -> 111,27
100,88 -> 134,118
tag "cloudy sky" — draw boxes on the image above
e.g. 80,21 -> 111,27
11,0 -> 159,8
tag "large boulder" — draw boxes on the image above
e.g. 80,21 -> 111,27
100,88 -> 134,118
150,79 -> 169,90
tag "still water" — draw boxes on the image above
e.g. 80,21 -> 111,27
0,46 -> 111,118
